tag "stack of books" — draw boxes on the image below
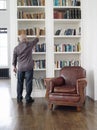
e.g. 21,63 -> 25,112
18,11 -> 45,19
55,60 -> 80,68
17,0 -> 45,6
18,27 -> 45,36
53,0 -> 81,6
34,43 -> 46,52
54,9 -> 81,19
54,42 -> 80,52
34,59 -> 46,69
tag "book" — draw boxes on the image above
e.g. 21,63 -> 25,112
59,0 -> 62,6
54,0 -> 60,6
35,43 -> 46,52
32,0 -> 38,6
21,0 -> 24,6
34,59 -> 46,69
55,29 -> 61,35
39,0 -> 45,6
62,0 -> 66,6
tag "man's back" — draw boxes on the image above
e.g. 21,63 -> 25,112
13,38 -> 39,72
15,42 -> 33,71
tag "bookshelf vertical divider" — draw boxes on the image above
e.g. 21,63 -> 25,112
45,0 -> 54,78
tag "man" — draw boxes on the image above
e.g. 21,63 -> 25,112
12,34 -> 39,103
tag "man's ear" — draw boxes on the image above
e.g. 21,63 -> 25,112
18,37 -> 20,42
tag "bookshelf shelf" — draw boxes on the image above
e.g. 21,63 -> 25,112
53,6 -> 81,9
18,35 -> 45,38
54,35 -> 81,38
17,6 -> 45,9
17,19 -> 45,22
34,68 -> 46,71
54,68 -> 61,71
33,52 -> 46,55
54,19 -> 81,22
54,52 -> 81,54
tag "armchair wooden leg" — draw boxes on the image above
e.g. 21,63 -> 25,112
48,103 -> 53,110
77,106 -> 81,112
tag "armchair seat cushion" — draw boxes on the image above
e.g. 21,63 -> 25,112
54,85 -> 76,93
49,93 -> 80,102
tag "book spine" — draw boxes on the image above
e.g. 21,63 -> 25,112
54,0 -> 60,6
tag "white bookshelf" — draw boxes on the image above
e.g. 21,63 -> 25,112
53,0 -> 81,76
16,0 -> 46,97
10,0 -> 83,98
17,0 -> 46,78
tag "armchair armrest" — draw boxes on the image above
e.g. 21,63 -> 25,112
77,78 -> 87,90
76,78 -> 87,104
49,77 -> 65,93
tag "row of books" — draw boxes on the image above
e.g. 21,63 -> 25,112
55,60 -> 80,68
33,60 -> 46,69
54,0 -> 80,6
55,27 -> 81,35
54,9 -> 81,19
33,43 -> 46,52
18,27 -> 45,36
18,11 -> 45,19
17,0 -> 45,6
54,42 -> 80,52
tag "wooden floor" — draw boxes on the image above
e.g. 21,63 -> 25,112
0,80 -> 97,130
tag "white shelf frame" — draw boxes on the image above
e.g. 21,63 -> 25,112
34,68 -> 46,71
54,19 -> 81,22
54,52 -> 81,54
33,52 -> 46,55
18,35 -> 45,38
54,35 -> 81,38
17,6 -> 45,9
17,19 -> 45,22
53,6 -> 81,9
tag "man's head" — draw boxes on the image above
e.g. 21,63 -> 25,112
19,34 -> 28,43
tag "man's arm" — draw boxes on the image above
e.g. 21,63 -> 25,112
30,37 -> 39,48
12,47 -> 17,73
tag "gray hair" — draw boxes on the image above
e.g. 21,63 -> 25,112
19,34 -> 28,43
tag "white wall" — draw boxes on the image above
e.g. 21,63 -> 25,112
91,0 -> 97,100
82,0 -> 97,100
0,0 -> 10,68
0,11 -> 8,27
0,0 -> 9,27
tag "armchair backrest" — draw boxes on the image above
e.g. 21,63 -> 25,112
60,66 -> 86,86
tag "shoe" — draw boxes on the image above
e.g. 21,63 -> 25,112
17,96 -> 23,103
26,97 -> 34,104
17,99 -> 22,103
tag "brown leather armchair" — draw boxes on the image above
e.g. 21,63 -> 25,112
46,66 -> 87,111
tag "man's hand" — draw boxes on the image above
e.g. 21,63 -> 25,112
36,29 -> 40,38
13,67 -> 17,73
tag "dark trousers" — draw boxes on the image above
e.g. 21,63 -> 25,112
17,69 -> 33,100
